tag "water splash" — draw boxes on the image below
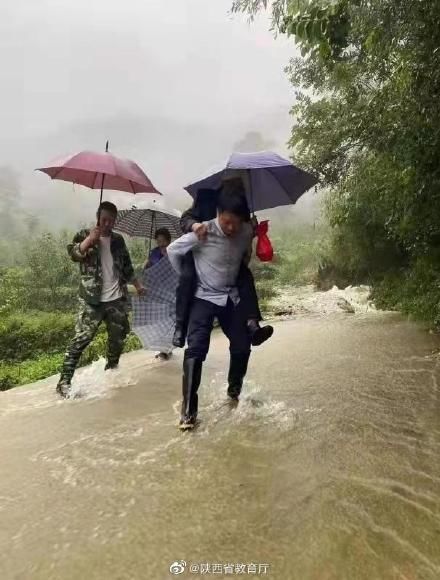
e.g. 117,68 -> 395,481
69,357 -> 138,400
271,284 -> 378,317
0,355 -> 147,417
174,372 -> 301,437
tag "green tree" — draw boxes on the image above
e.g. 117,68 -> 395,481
233,0 -> 440,321
24,232 -> 78,311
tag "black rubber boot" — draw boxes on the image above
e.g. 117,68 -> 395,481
56,380 -> 71,399
104,362 -> 119,371
248,320 -> 274,347
179,358 -> 203,430
227,353 -> 250,401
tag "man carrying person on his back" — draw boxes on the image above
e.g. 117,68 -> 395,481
56,201 -> 145,398
172,177 -> 273,349
167,190 -> 258,429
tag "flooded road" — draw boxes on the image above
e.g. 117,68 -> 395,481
1,293 -> 440,580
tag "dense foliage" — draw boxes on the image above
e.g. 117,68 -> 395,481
233,0 -> 440,323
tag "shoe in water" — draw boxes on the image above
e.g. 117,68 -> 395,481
227,385 -> 241,401
56,381 -> 71,399
227,395 -> 239,408
178,416 -> 197,431
104,362 -> 118,371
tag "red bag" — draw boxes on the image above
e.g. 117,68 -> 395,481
255,220 -> 274,262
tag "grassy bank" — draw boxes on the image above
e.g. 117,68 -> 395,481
0,311 -> 141,391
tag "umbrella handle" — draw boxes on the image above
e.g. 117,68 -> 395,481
244,168 -> 255,216
149,212 -> 155,254
95,141 -> 109,269
96,173 -> 105,227
96,141 -> 109,225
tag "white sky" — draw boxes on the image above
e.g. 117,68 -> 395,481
0,0 -> 298,226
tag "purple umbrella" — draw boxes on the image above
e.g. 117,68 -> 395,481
185,151 -> 318,212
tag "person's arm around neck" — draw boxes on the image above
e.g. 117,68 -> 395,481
167,232 -> 201,275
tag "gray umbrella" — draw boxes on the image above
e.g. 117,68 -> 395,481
114,199 -> 182,253
114,206 -> 182,240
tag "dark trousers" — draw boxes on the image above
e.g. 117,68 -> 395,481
175,254 -> 262,332
185,298 -> 251,361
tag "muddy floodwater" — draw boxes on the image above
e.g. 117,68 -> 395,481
1,288 -> 440,580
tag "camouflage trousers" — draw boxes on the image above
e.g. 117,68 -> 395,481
58,298 -> 130,385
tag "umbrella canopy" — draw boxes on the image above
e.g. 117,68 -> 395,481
132,256 -> 178,354
184,151 -> 318,212
114,199 -> 182,240
37,148 -> 160,199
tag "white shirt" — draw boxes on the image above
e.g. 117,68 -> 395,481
99,236 -> 122,302
167,218 -> 253,307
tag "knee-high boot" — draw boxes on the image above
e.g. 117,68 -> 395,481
179,357 -> 203,429
227,353 -> 250,400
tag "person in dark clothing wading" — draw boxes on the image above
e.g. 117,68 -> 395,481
172,177 -> 273,350
167,189 -> 267,430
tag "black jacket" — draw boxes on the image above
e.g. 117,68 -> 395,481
180,188 -> 220,234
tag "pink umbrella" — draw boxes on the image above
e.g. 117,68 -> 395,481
37,142 -> 161,205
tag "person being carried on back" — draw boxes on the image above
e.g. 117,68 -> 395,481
167,189 -> 267,430
172,176 -> 273,349
56,201 -> 145,398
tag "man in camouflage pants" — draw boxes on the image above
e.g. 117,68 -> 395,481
57,201 -> 145,398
